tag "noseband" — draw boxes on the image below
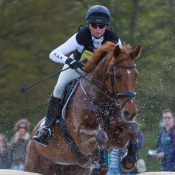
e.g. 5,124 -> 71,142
107,63 -> 137,109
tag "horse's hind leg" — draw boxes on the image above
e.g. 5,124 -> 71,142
24,141 -> 42,173
60,165 -> 90,175
25,150 -> 56,175
55,165 -> 61,175
45,164 -> 61,175
120,121 -> 139,172
25,141 -> 56,175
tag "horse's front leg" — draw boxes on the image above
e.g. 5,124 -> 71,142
120,121 -> 139,172
77,127 -> 108,167
79,128 -> 108,151
79,128 -> 109,175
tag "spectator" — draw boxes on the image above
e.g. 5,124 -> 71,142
10,119 -> 30,171
0,134 -> 12,169
118,117 -> 144,175
166,124 -> 175,171
154,109 -> 174,171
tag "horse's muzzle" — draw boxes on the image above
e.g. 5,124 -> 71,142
122,109 -> 137,121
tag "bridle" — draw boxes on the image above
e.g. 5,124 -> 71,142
106,63 -> 137,109
78,62 -> 137,111
75,62 -> 137,131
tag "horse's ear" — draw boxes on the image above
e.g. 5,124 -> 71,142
113,45 -> 121,58
131,44 -> 141,59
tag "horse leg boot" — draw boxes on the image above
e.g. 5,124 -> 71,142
98,148 -> 109,175
127,141 -> 137,162
120,141 -> 137,171
33,94 -> 61,146
99,148 -> 108,168
90,148 -> 108,175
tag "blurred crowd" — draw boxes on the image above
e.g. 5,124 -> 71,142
0,119 -> 30,171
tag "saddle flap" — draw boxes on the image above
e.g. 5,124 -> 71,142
60,79 -> 79,108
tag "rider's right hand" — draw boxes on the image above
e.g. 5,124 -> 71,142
65,57 -> 80,69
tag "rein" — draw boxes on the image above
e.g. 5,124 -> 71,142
75,70 -> 116,132
75,62 -> 137,131
79,78 -> 115,132
77,62 -> 137,110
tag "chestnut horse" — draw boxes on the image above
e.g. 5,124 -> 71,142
24,42 -> 141,175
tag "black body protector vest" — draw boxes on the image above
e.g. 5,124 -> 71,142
73,26 -> 119,62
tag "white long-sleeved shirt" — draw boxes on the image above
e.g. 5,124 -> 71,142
49,33 -> 122,64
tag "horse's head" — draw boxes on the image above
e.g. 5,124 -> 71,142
106,43 -> 141,121
84,42 -> 141,121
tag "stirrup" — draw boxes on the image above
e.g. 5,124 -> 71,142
36,127 -> 51,136
32,127 -> 52,146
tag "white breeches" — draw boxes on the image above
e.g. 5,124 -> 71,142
53,55 -> 85,98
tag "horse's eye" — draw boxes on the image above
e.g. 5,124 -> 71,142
115,73 -> 122,80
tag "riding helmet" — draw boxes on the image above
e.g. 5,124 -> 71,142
85,5 -> 111,25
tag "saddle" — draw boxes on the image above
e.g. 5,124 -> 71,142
58,78 -> 80,119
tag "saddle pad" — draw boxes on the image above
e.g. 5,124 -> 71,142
56,80 -> 79,123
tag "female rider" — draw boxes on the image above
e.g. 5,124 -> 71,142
33,5 -> 122,146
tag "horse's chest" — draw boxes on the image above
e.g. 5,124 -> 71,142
85,111 -> 106,128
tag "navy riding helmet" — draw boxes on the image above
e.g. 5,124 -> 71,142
85,5 -> 111,25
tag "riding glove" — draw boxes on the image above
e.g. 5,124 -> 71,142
65,57 -> 80,69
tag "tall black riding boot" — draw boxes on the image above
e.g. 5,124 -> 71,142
32,94 -> 61,146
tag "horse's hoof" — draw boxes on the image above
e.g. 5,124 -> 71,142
89,167 -> 108,175
120,156 -> 136,172
89,167 -> 98,175
98,167 -> 109,175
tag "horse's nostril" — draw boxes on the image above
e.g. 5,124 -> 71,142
124,111 -> 130,120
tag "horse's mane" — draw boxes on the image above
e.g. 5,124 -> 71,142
84,41 -> 132,73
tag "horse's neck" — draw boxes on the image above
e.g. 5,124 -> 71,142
85,58 -> 110,101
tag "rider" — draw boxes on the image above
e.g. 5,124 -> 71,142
33,5 -> 122,146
